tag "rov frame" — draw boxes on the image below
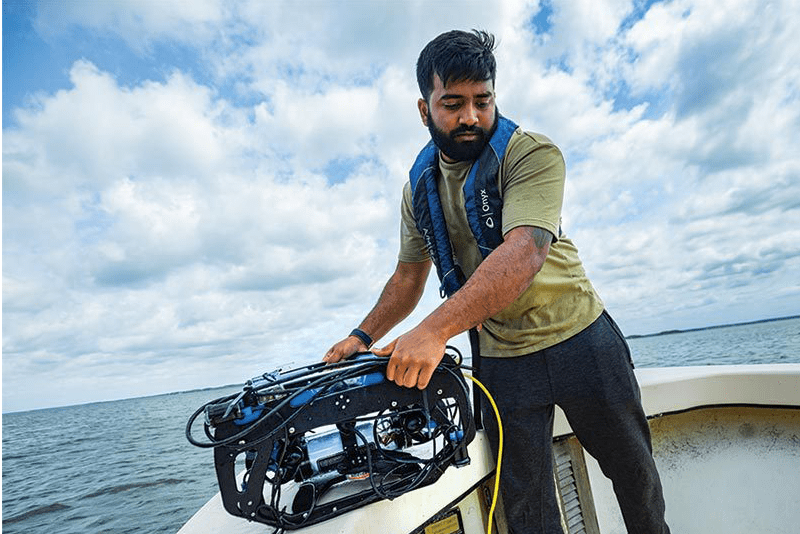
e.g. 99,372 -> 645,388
187,353 -> 476,531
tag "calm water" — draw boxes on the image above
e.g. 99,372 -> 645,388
627,316 -> 800,368
3,317 -> 799,533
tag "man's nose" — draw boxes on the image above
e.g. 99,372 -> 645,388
459,104 -> 479,126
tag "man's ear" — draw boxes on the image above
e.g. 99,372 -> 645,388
417,98 -> 429,126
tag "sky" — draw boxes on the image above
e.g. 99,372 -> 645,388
3,0 -> 799,413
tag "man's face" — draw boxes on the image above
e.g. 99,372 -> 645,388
418,74 -> 497,162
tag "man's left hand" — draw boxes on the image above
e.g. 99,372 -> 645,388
372,326 -> 446,389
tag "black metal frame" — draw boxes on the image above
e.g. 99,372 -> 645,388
188,353 -> 475,531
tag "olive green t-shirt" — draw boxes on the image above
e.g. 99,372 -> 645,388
399,128 -> 604,357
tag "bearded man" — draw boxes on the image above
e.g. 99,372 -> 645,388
325,29 -> 670,534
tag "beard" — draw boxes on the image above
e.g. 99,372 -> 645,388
427,109 -> 499,162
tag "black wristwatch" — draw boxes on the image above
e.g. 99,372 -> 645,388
349,328 -> 373,349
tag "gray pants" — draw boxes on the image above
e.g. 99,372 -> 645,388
479,310 -> 670,534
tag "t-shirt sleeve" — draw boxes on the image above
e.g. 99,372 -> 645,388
398,181 -> 431,263
500,131 -> 565,240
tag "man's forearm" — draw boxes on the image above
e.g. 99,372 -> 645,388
357,260 -> 431,342
419,226 -> 551,342
324,260 -> 431,363
382,226 -> 551,389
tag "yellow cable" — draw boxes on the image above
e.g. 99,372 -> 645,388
467,375 -> 503,534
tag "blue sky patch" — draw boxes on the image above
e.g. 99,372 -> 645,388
320,155 -> 377,184
530,0 -> 554,35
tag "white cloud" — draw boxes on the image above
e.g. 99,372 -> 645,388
6,61 -> 237,195
2,54 -> 404,411
3,0 -> 800,411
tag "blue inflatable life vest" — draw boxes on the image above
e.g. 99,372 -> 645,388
409,115 -> 518,298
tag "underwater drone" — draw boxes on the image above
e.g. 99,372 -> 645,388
186,350 -> 476,531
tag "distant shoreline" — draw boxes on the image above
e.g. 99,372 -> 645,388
626,314 -> 800,340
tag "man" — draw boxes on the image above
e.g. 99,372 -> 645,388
325,30 -> 670,534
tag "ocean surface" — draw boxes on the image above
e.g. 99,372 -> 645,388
3,316 -> 799,533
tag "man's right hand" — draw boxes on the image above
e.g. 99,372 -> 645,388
323,335 -> 368,364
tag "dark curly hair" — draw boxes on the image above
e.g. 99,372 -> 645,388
416,29 -> 497,102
